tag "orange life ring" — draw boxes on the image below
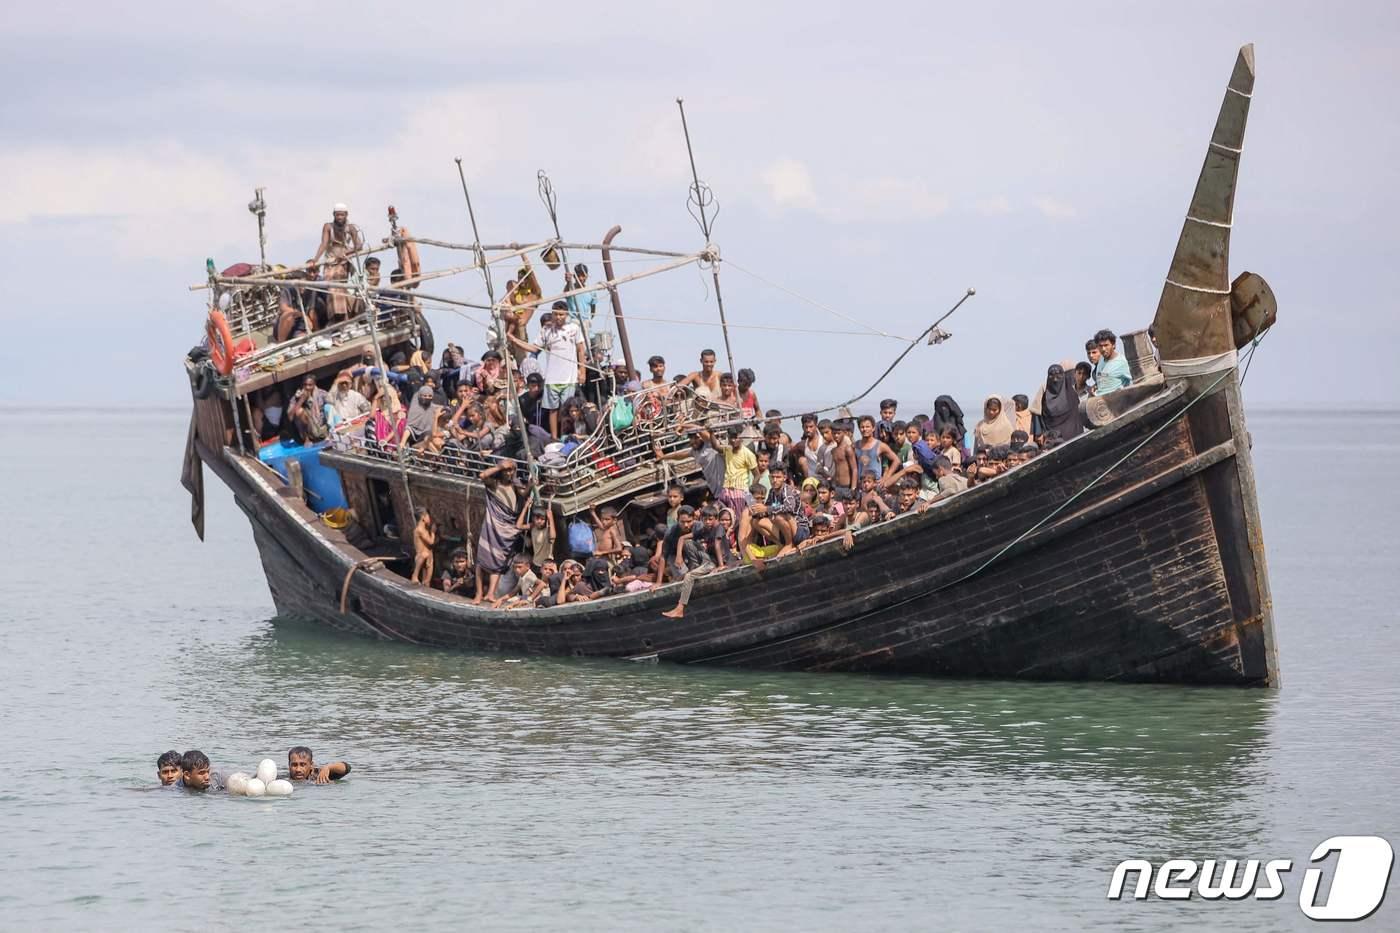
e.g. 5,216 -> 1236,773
206,309 -> 236,375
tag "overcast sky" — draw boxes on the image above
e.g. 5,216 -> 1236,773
3,1 -> 1396,410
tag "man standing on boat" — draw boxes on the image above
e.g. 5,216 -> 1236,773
509,302 -> 586,437
1091,329 -> 1132,395
311,203 -> 364,323
563,263 -> 597,324
709,426 -> 757,519
680,349 -> 722,402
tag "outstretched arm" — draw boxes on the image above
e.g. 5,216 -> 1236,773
506,332 -> 541,355
314,761 -> 351,784
311,223 -> 333,264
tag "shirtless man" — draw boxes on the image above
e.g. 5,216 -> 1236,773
644,355 -> 668,391
411,509 -> 436,586
311,204 -> 364,322
831,419 -> 858,495
287,746 -> 351,784
680,349 -> 722,401
504,247 -> 542,364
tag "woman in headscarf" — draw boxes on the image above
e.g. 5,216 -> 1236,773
1030,359 -> 1075,438
973,396 -> 1014,452
369,391 -> 407,451
932,395 -> 966,439
1039,363 -> 1084,442
405,384 -> 439,445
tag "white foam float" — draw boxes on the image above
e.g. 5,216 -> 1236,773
255,759 -> 277,784
226,772 -> 250,796
265,779 -> 294,797
244,778 -> 266,797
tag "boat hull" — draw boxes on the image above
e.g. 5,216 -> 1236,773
200,377 -> 1278,686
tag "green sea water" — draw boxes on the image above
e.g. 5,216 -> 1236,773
1,408 -> 1396,930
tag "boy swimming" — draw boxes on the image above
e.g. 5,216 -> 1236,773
156,750 -> 182,786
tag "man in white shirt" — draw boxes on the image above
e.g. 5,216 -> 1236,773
513,301 -> 586,437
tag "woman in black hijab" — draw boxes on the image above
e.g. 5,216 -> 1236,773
932,395 -> 966,438
1039,364 -> 1083,441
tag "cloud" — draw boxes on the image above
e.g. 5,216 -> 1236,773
839,176 -> 949,223
760,160 -> 949,224
975,196 -> 1014,215
1032,196 -> 1078,219
761,158 -> 818,210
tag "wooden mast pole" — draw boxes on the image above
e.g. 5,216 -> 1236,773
454,158 -> 541,497
676,98 -> 736,378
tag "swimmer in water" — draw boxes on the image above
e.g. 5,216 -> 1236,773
178,750 -> 224,791
156,749 -> 182,786
287,746 -> 352,784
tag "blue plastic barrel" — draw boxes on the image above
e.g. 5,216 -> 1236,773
257,439 -> 348,512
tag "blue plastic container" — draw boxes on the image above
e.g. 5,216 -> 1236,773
257,439 -> 348,512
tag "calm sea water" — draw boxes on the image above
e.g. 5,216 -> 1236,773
1,407 -> 1397,931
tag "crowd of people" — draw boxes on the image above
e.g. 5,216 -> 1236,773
154,748 -> 351,791
386,325 -> 1136,619
239,206 -> 1143,619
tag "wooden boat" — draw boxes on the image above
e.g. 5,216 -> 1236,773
181,46 -> 1280,686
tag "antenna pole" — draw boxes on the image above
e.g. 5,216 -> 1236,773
676,98 -> 736,378
454,158 -> 540,496
248,188 -> 268,271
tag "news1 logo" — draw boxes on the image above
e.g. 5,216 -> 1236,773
1107,836 -> 1394,921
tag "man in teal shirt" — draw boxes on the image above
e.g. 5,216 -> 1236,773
564,263 -> 598,324
1092,328 -> 1133,395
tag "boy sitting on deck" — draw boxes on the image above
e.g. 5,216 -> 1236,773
440,548 -> 475,597
492,554 -> 547,609
287,746 -> 352,784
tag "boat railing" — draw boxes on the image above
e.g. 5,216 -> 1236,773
334,384 -> 744,512
219,281 -> 283,336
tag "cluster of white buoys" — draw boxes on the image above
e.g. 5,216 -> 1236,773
226,759 -> 293,798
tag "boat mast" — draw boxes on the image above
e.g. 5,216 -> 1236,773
1150,44 -> 1255,366
454,158 -> 541,494
536,170 -> 599,391
676,98 -> 736,378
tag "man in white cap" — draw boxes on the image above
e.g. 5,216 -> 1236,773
312,203 -> 364,322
